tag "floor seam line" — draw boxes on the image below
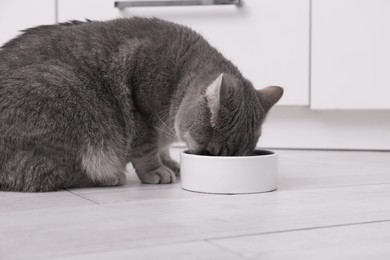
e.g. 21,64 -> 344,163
66,189 -> 100,205
207,218 -> 390,241
206,239 -> 252,259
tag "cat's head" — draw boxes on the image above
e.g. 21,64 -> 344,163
175,73 -> 283,156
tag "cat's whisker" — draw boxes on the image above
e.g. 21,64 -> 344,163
153,126 -> 177,141
155,114 -> 177,138
156,114 -> 171,129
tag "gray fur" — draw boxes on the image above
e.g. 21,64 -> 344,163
0,17 -> 283,191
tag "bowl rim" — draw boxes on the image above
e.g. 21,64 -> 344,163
181,149 -> 276,160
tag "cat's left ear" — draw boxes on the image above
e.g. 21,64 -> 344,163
257,86 -> 284,112
204,73 -> 225,127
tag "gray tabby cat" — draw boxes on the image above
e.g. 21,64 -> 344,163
0,17 -> 283,192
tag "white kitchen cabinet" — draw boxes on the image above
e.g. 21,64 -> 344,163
311,0 -> 390,109
0,0 -> 56,47
58,0 -> 310,106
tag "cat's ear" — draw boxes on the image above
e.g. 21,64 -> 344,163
204,73 -> 224,127
257,86 -> 284,112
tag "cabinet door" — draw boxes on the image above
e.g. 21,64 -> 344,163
58,0 -> 310,106
311,0 -> 390,109
0,0 -> 55,47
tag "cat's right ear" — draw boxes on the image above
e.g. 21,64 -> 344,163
204,73 -> 224,127
257,86 -> 284,112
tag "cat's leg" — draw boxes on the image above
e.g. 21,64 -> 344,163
131,144 -> 176,184
80,143 -> 127,187
159,147 -> 180,177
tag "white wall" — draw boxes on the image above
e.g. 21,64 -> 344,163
0,0 -> 56,47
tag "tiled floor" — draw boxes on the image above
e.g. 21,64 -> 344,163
1,147 -> 390,260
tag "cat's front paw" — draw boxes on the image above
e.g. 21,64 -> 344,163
138,166 -> 176,184
162,159 -> 180,177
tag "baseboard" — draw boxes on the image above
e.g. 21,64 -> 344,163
260,106 -> 390,150
173,107 -> 390,151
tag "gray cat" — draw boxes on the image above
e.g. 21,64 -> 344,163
0,17 -> 283,192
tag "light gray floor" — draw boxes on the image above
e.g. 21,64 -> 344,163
1,148 -> 390,260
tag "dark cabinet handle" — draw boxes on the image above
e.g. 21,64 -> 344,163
115,0 -> 242,9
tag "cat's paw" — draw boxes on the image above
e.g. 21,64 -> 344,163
138,166 -> 176,184
98,172 -> 127,186
163,159 -> 180,177
116,172 -> 127,185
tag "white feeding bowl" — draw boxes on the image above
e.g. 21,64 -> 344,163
180,149 -> 278,194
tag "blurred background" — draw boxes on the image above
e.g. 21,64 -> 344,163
1,0 -> 389,150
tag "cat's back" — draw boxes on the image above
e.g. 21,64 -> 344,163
0,17 -> 201,65
0,17 -> 210,81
